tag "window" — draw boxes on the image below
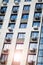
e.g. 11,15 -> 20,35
5,33 -> 13,39
23,5 -> 30,11
31,31 -> 39,39
10,14 -> 17,21
16,44 -> 23,50
0,23 -> 2,29
32,21 -> 40,27
38,0 -> 42,2
28,55 -> 36,62
25,0 -> 31,1
35,3 -> 42,10
38,57 -> 43,63
3,44 -> 10,51
3,0 -> 9,3
17,33 -> 25,39
30,43 -> 37,50
12,6 -> 19,13
39,44 -> 43,50
8,23 -> 15,29
0,6 -> 7,13
14,0 -> 20,2
41,26 -> 43,32
41,33 -> 43,38
0,15 -> 4,21
22,14 -> 29,19
34,12 -> 41,19
38,50 -> 43,56
0,54 -> 8,63
40,38 -> 43,43
19,23 -> 27,28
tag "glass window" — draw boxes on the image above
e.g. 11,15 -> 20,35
1,54 -> 8,62
19,23 -> 27,28
25,0 -> 31,1
5,33 -> 13,39
0,15 -> 4,21
10,14 -> 17,21
40,38 -> 43,43
35,3 -> 42,9
17,33 -> 25,39
38,50 -> 43,56
34,12 -> 41,19
0,6 -> 7,13
38,57 -> 43,63
41,26 -> 43,32
23,5 -> 30,11
0,23 -> 2,29
22,14 -> 29,19
16,44 -> 23,50
8,23 -> 15,29
28,55 -> 36,62
12,6 -> 19,12
32,21 -> 40,27
3,0 -> 9,3
37,63 -> 42,65
40,33 -> 43,38
3,44 -> 10,50
39,44 -> 43,50
31,31 -> 39,38
14,0 -> 20,2
30,43 -> 37,50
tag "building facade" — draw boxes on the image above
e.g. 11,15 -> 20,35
0,0 -> 43,65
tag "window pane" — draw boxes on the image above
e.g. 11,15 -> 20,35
19,23 -> 27,28
18,33 -> 25,39
22,14 -> 29,19
23,5 -> 30,11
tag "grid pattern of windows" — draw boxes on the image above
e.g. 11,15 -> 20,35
37,22 -> 43,65
0,0 -> 43,65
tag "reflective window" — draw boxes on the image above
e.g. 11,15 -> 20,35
35,3 -> 42,9
3,0 -> 9,3
0,15 -> 4,21
19,23 -> 27,28
0,54 -> 8,62
30,43 -> 37,50
0,6 -> 7,13
23,5 -> 30,11
38,57 -> 43,63
33,21 -> 40,27
34,12 -> 41,19
14,0 -> 20,2
40,38 -> 43,43
39,44 -> 43,50
28,55 -> 36,62
0,23 -> 2,29
25,0 -> 31,1
40,33 -> 43,38
10,14 -> 17,21
12,6 -> 19,13
38,50 -> 43,56
8,23 -> 15,29
17,33 -> 25,39
41,26 -> 43,32
5,33 -> 13,39
16,44 -> 23,50
22,14 -> 29,19
3,44 -> 10,50
31,31 -> 39,38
